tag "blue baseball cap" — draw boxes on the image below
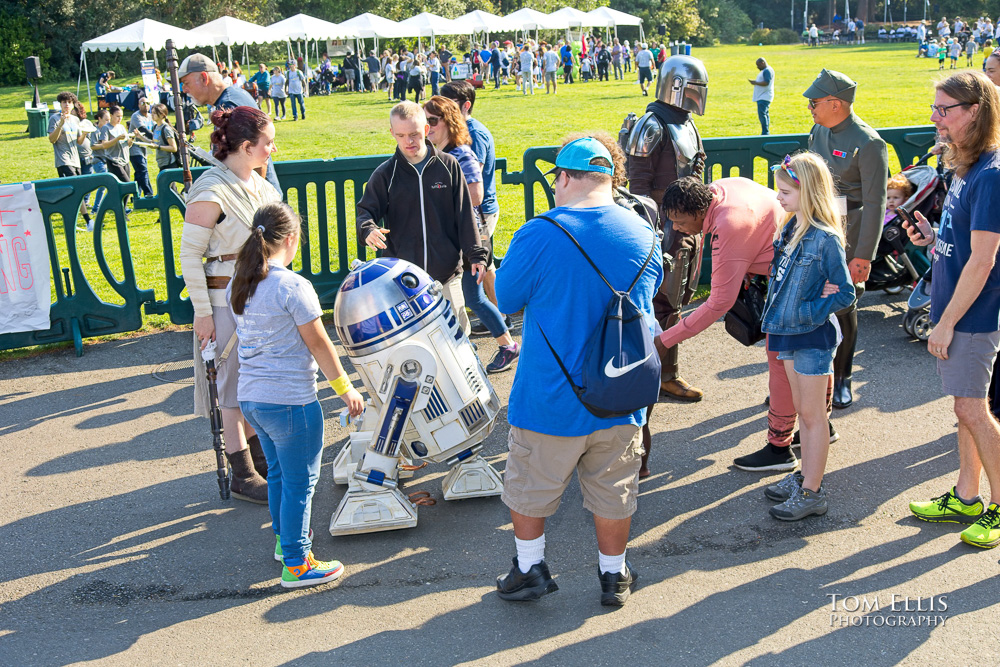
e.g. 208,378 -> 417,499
546,137 -> 614,176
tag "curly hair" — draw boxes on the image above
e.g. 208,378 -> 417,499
561,131 -> 627,189
661,176 -> 714,216
423,96 -> 471,148
209,106 -> 271,161
886,172 -> 915,198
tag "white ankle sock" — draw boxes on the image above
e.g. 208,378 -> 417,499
515,535 -> 545,572
599,549 -> 627,575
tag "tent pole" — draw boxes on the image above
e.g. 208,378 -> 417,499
83,49 -> 92,112
77,46 -> 84,100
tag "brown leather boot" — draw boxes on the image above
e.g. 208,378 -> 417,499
660,377 -> 704,402
247,435 -> 269,478
227,448 -> 268,504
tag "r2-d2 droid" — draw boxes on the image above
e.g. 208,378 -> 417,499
330,257 -> 503,535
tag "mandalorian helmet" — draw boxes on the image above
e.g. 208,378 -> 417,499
655,55 -> 708,116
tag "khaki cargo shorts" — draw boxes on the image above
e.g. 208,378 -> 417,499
501,424 -> 643,520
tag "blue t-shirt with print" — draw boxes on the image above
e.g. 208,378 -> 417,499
931,149 -> 1000,332
466,117 -> 498,215
496,205 -> 663,437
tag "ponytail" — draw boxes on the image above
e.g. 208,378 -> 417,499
230,202 -> 301,314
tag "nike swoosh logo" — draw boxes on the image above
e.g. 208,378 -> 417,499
604,352 -> 653,379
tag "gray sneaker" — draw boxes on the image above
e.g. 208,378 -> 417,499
770,485 -> 828,521
764,472 -> 803,502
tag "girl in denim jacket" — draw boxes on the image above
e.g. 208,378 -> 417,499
762,153 -> 856,521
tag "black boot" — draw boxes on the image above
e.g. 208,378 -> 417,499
832,377 -> 853,409
247,435 -> 269,478
227,448 -> 268,504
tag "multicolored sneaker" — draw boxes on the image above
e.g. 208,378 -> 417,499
909,487 -> 984,524
274,530 -> 314,562
487,343 -> 520,373
959,503 -> 1000,549
281,553 -> 344,589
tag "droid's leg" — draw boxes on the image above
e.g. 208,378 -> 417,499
330,378 -> 422,535
440,443 -> 504,501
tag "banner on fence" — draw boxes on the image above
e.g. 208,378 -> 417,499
0,183 -> 50,334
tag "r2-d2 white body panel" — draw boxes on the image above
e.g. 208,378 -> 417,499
330,257 -> 503,535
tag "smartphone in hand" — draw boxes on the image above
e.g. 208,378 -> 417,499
897,205 -> 925,239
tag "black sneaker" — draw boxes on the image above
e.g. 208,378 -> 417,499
733,443 -> 798,472
487,343 -> 520,373
791,421 -> 840,449
471,320 -> 490,335
496,557 -> 558,601
599,561 -> 638,606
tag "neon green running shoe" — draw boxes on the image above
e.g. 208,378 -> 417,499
960,503 -> 1000,549
274,530 -> 314,562
909,487 -> 983,524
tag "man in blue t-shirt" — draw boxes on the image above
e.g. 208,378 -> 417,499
904,72 -> 1000,549
177,53 -> 282,197
494,137 -> 662,606
440,81 -> 505,327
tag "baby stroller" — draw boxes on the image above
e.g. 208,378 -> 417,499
309,69 -> 336,96
866,155 -> 946,294
902,265 -> 933,340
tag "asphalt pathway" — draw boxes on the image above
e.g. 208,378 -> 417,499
1,290 -> 997,666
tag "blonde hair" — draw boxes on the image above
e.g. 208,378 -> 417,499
390,100 -> 425,124
774,152 -> 846,250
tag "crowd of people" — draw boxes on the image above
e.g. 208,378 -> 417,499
42,36 -> 1000,604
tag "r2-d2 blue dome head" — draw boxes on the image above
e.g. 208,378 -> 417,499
334,257 -> 448,356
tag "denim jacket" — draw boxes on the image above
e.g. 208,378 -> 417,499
761,219 -> 856,335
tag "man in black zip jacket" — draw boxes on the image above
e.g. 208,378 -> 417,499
357,101 -> 488,334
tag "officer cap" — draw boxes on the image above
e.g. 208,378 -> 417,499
802,69 -> 857,104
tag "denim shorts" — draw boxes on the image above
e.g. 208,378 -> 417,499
776,347 -> 835,376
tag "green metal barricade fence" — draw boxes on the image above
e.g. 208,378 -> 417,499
0,127 -> 935,354
0,174 -> 152,356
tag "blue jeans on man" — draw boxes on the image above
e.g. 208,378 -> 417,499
289,93 -> 305,119
240,400 -> 325,563
130,154 -> 153,197
757,100 -> 771,135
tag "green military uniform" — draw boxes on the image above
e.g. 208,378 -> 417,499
803,69 -> 888,409
805,69 -> 889,264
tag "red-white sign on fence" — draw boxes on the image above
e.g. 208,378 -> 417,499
0,183 -> 50,335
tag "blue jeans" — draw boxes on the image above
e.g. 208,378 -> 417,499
130,154 -> 153,197
430,71 -> 440,96
240,400 -> 325,562
273,97 -> 286,117
462,270 -> 507,337
757,100 -> 771,135
777,347 -> 836,376
289,93 -> 305,118
91,160 -> 108,215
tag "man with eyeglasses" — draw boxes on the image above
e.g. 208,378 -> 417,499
804,69 -> 888,411
903,71 -> 1000,549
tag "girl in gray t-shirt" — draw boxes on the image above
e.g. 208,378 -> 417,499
227,202 -> 363,588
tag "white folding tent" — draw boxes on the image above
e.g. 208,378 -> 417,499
545,7 -> 594,30
338,12 -> 408,57
585,7 -> 644,41
78,18 -> 207,110
268,14 -> 357,68
504,7 -> 561,42
189,16 -> 289,69
452,10 -> 520,45
397,12 -> 466,51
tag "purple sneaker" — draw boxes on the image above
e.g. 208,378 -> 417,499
487,343 -> 520,373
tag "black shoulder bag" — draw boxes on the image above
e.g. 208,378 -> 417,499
724,275 -> 768,346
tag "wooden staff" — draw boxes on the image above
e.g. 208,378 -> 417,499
165,39 -> 193,193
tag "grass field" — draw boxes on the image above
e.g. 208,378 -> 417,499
0,42 -> 954,354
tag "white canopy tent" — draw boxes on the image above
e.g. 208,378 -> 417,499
544,7 -> 594,30
452,10 -> 520,45
396,12 -> 466,51
189,16 -> 289,69
585,7 -> 644,41
504,7 -> 560,42
268,14 -> 357,69
338,12 -> 408,57
78,18 -> 208,110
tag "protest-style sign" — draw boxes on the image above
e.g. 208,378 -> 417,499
0,183 -> 51,334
